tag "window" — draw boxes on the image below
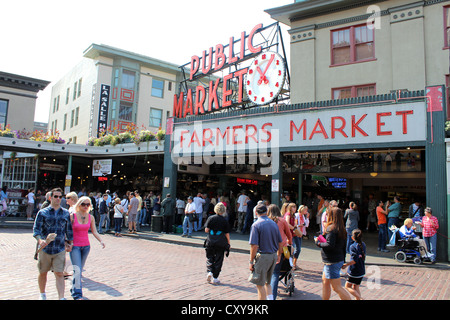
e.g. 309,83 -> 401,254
70,109 -> 75,128
445,6 -> 450,48
63,113 -> 67,131
73,82 -> 77,100
151,79 -> 164,98
119,102 -> 133,121
74,107 -> 79,126
122,70 -> 135,90
77,78 -> 82,97
332,84 -> 376,99
0,99 -> 8,128
331,24 -> 374,65
149,108 -> 163,127
66,88 -> 70,104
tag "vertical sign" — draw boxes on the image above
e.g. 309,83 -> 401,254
97,84 -> 110,137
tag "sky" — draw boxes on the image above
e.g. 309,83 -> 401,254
0,0 -> 292,123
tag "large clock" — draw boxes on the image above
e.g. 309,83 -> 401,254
245,51 -> 286,106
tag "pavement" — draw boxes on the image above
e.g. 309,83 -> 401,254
1,215 -> 449,269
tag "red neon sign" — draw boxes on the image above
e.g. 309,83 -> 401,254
237,178 -> 258,185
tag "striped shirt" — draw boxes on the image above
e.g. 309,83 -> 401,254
33,205 -> 73,254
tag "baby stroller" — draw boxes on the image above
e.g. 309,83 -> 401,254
390,227 -> 428,265
278,246 -> 295,296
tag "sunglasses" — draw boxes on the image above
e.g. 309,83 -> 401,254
53,195 -> 63,199
80,203 -> 91,207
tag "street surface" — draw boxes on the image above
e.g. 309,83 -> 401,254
0,228 -> 449,301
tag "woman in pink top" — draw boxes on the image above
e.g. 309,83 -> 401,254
69,196 -> 105,300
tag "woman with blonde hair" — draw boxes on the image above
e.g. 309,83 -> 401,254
69,196 -> 105,299
65,192 -> 78,213
284,202 -> 302,270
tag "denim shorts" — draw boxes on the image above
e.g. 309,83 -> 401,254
323,261 -> 344,279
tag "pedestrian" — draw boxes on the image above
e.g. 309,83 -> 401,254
89,192 -> 98,224
418,207 -> 439,263
319,199 -> 329,234
26,188 -> 36,220
135,190 -> 143,231
268,204 -> 292,300
342,229 -> 366,300
297,205 -> 310,239
161,193 -> 175,234
127,192 -> 139,234
344,202 -> 360,253
376,200 -> 389,252
193,193 -> 205,231
315,207 -> 351,300
283,202 -> 301,270
40,192 -> 51,209
204,202 -> 231,285
65,192 -> 78,213
121,193 -> 129,228
182,196 -> 196,238
98,194 -> 110,234
32,187 -> 73,300
69,196 -> 105,300
176,196 -> 186,226
0,186 -> 8,216
236,191 -> 249,232
387,196 -> 402,240
113,197 -> 124,237
248,204 -> 282,300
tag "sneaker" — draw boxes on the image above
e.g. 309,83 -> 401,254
181,234 -> 187,237
207,272 -> 213,283
381,249 -> 390,253
39,293 -> 47,300
212,278 -> 221,285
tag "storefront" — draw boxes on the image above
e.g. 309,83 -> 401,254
163,89 -> 448,260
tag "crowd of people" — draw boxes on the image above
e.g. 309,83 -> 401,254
26,185 -> 440,300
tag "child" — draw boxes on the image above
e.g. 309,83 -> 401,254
342,229 -> 366,300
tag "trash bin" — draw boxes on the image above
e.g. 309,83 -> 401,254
151,215 -> 163,233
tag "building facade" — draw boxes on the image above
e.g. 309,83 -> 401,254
48,44 -> 181,145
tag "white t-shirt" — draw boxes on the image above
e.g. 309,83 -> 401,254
185,202 -> 196,214
237,194 -> 249,212
114,204 -> 124,218
193,197 -> 205,213
27,192 -> 35,204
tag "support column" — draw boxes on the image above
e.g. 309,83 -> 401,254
162,133 -> 177,199
271,152 -> 282,207
297,173 -> 303,206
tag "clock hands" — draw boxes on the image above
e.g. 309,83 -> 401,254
256,54 -> 275,85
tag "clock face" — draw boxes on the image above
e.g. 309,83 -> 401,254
245,51 -> 286,106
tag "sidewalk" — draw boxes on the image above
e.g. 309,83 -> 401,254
1,216 -> 448,269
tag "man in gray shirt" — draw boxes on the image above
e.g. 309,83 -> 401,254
128,192 -> 139,234
248,204 -> 282,300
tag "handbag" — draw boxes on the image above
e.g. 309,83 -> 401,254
188,213 -> 198,222
282,246 -> 290,259
293,226 -> 303,238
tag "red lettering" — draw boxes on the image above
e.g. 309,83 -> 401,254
376,112 -> 392,136
195,86 -> 206,115
395,110 -> 413,134
290,120 -> 307,140
351,114 -> 369,137
190,55 -> 199,80
309,118 -> 329,140
232,125 -> 243,144
240,31 -> 245,60
222,73 -> 234,108
261,122 -> 272,142
245,124 -> 258,143
214,44 -> 225,71
180,130 -> 189,148
208,78 -> 221,111
183,89 -> 193,118
188,130 -> 201,148
173,92 -> 184,118
216,127 -> 230,145
202,128 -> 213,146
248,23 -> 263,54
234,68 -> 248,103
201,48 -> 213,74
331,116 -> 348,138
228,37 -> 238,64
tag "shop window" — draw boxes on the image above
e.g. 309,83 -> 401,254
122,70 -> 135,90
331,24 -> 374,66
332,84 -> 376,100
152,79 -> 164,98
119,102 -> 133,121
149,108 -> 162,127
0,99 -> 8,129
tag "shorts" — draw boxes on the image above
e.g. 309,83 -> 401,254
128,214 -> 137,222
37,250 -> 66,273
347,275 -> 363,285
323,261 -> 344,279
248,253 -> 277,286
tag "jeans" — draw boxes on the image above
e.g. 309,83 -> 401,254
194,212 -> 203,231
270,255 -> 285,299
69,245 -> 91,299
98,214 -> 110,233
387,217 -> 399,240
292,236 -> 302,259
114,218 -> 122,234
424,234 -> 437,262
182,215 -> 193,235
139,208 -> 147,225
346,228 -> 355,253
378,223 -> 387,250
